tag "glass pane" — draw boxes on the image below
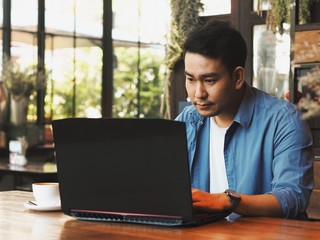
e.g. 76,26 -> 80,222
112,0 -> 170,44
46,0 -> 103,36
45,0 -> 75,33
253,25 -> 290,99
112,0 -> 168,118
0,29 -> 2,62
45,0 -> 103,120
74,45 -> 102,118
75,0 -> 103,37
138,0 -> 170,44
45,39 -> 75,120
113,46 -> 165,118
0,0 -> 3,26
44,36 -> 102,120
112,0 -> 139,42
10,31 -> 38,122
11,0 -> 38,30
200,0 -> 231,16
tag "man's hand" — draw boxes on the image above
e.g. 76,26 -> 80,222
191,188 -> 283,217
191,188 -> 232,212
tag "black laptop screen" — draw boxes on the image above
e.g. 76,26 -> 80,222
52,118 -> 193,222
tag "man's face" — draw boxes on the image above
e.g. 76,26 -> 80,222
184,52 -> 239,118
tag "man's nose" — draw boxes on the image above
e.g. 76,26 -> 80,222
195,83 -> 207,99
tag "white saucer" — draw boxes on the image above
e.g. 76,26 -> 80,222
24,201 -> 61,211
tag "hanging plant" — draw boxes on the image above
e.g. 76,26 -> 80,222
257,0 -> 318,34
165,0 -> 204,70
161,0 -> 204,119
267,0 -> 290,34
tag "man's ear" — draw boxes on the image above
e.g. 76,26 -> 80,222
233,66 -> 245,89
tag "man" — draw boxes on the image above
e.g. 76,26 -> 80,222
175,20 -> 314,219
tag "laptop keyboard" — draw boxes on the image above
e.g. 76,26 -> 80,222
71,210 -> 184,226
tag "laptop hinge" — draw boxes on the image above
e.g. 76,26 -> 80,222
70,209 -> 184,226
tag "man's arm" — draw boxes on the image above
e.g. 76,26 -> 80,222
192,188 -> 283,217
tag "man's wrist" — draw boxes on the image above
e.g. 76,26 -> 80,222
224,189 -> 241,211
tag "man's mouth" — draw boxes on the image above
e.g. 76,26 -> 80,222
194,102 -> 212,109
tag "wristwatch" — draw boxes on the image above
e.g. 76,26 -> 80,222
224,189 -> 241,211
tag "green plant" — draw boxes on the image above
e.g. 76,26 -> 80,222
165,0 -> 204,70
2,59 -> 47,98
257,0 -> 318,34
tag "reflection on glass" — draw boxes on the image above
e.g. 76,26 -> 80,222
253,25 -> 290,99
200,0 -> 231,16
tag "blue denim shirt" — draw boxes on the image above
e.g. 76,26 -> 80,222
176,83 -> 314,219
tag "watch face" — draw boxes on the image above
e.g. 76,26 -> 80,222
227,189 -> 241,198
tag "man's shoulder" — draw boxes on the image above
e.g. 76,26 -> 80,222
249,88 -> 307,131
252,87 -> 298,114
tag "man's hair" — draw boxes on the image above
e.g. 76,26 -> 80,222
183,20 -> 247,74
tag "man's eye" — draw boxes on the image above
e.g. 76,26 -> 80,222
205,79 -> 216,84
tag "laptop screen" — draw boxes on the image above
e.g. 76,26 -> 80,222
52,118 -> 194,223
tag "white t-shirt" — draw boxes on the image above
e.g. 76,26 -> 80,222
209,117 -> 229,193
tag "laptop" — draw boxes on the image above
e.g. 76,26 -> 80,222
52,118 -> 228,227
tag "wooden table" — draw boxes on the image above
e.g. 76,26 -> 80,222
1,191 -> 320,239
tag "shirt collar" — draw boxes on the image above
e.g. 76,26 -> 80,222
233,82 -> 255,128
188,107 -> 204,124
186,82 -> 255,128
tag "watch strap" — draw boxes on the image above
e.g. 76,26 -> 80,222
224,189 -> 241,211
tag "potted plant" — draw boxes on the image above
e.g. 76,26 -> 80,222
1,58 -> 46,125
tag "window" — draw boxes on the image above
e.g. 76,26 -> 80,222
2,0 -> 103,123
1,0 -> 170,124
112,0 -> 169,118
253,24 -> 290,98
45,0 -> 103,120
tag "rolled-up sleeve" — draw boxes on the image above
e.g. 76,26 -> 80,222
269,109 -> 314,219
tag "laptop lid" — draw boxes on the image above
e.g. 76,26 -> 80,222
52,118 -> 226,226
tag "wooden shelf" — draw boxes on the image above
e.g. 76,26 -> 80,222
296,23 -> 320,32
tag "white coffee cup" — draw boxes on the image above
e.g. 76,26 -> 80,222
32,182 -> 61,207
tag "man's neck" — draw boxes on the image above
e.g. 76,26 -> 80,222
213,115 -> 233,128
